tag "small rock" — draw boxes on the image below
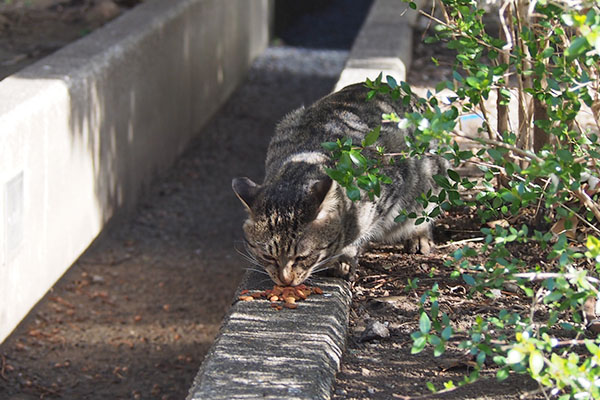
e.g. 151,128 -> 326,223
86,0 -> 121,27
92,275 -> 105,284
359,320 -> 390,342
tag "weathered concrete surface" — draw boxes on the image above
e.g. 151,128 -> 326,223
187,272 -> 352,400
189,0 -> 419,398
0,0 -> 271,343
334,0 -> 421,90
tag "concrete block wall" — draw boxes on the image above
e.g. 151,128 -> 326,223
0,0 -> 272,343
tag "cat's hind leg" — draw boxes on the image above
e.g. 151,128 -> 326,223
404,228 -> 433,255
384,220 -> 434,255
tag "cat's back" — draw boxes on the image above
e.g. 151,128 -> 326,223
265,84 -> 410,180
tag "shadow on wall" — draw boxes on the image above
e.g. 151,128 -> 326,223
0,0 -> 269,343
15,0 -> 260,233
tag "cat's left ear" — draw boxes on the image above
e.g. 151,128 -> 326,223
232,177 -> 260,213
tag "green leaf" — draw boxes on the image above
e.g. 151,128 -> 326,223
346,185 -> 360,202
556,149 -> 573,163
448,169 -> 460,182
386,75 -> 398,89
338,152 -> 352,171
434,342 -> 446,357
529,350 -> 544,375
462,274 -> 476,286
349,150 -> 367,167
363,126 -> 381,147
419,312 -> 432,334
426,382 -> 436,393
453,70 -> 463,83
506,348 -> 525,365
412,335 -> 427,354
487,148 -> 503,161
466,76 -> 480,89
441,326 -> 452,341
496,368 -> 509,381
321,141 -> 338,152
541,47 -> 554,58
325,168 -> 346,182
565,36 -> 589,60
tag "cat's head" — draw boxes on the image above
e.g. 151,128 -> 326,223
232,176 -> 341,286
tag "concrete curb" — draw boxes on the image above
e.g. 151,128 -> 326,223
187,273 -> 352,400
187,1 -> 418,399
0,0 -> 271,343
334,0 -> 420,91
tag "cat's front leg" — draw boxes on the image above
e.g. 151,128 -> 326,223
332,245 -> 359,281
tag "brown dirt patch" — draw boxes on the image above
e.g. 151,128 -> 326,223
0,0 -> 139,81
332,206 -> 544,399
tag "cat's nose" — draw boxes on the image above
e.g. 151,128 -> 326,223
279,264 -> 295,286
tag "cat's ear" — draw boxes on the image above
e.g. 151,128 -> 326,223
232,177 -> 259,212
310,177 -> 336,222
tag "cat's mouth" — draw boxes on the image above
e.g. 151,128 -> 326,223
271,269 -> 307,287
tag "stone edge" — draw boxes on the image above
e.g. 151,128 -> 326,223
187,0 -> 419,399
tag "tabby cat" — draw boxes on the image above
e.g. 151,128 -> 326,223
232,83 -> 449,286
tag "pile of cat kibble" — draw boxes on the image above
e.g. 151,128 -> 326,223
238,284 -> 323,310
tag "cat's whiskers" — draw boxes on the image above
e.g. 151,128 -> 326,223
310,253 -> 342,273
242,265 -> 269,274
257,277 -> 276,286
233,243 -> 266,268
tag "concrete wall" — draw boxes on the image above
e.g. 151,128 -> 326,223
0,0 -> 271,343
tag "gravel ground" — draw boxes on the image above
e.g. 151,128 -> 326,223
0,2 -> 372,399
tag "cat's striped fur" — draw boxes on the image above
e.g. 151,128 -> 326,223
233,83 -> 449,286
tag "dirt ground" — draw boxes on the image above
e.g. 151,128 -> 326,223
0,1 -> 577,400
0,0 -> 141,81
331,209 -> 545,400
0,1 -> 357,399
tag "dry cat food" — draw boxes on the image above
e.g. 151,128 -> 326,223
238,284 -> 323,310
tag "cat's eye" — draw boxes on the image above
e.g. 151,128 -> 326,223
295,255 -> 309,262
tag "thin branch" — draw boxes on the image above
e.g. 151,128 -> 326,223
571,188 -> 600,224
437,237 -> 485,248
512,272 -> 600,287
559,201 -> 600,235
452,129 -> 544,163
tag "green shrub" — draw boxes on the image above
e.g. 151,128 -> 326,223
324,0 -> 600,397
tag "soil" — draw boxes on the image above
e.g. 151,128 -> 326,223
330,27 -> 547,399
0,2 -> 582,400
0,0 -> 141,81
331,211 -> 544,400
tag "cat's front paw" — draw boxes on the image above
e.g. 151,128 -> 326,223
333,255 -> 358,282
405,235 -> 434,255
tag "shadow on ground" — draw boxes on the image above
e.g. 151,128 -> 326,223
0,49 -> 345,400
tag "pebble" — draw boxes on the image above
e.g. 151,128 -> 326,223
359,320 -> 390,342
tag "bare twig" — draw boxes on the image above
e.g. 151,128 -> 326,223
512,272 -> 600,287
437,237 -> 485,248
